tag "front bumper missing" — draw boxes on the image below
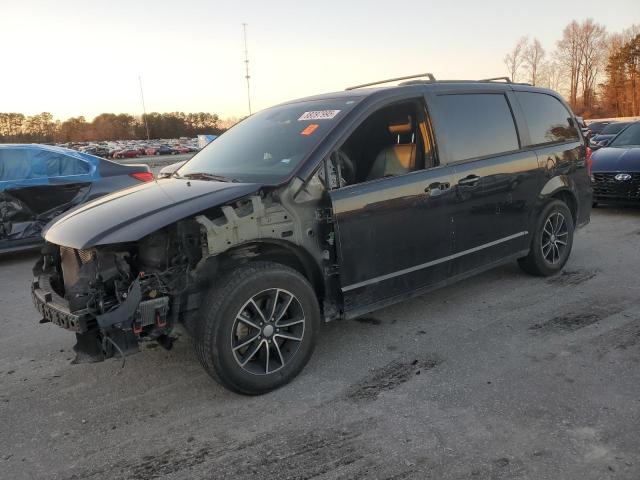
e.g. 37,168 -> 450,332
32,274 -> 159,334
33,270 -> 174,357
31,275 -> 93,333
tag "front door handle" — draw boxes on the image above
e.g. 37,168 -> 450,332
425,181 -> 450,197
458,174 -> 480,187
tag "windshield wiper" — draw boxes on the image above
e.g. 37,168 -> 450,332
180,172 -> 238,183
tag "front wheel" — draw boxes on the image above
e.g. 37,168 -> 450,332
518,199 -> 574,276
194,261 -> 320,395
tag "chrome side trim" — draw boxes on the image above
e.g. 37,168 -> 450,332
341,231 -> 528,292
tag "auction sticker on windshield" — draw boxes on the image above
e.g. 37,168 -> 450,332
300,124 -> 319,136
298,110 -> 341,121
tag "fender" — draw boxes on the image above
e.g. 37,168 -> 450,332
539,175 -> 572,197
527,175 -> 579,234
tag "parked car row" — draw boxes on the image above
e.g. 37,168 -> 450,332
58,138 -> 201,160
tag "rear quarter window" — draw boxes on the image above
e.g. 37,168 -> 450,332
515,91 -> 579,146
432,93 -> 520,164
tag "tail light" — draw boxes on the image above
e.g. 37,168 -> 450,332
586,147 -> 593,176
130,171 -> 154,182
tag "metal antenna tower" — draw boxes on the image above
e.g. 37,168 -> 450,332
138,75 -> 150,140
242,23 -> 252,115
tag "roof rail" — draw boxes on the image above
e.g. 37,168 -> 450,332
479,76 -> 512,83
345,73 -> 436,91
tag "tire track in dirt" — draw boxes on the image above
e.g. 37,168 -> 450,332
63,418 -> 423,480
589,317 -> 640,357
344,356 -> 441,402
546,269 -> 597,287
529,303 -> 625,333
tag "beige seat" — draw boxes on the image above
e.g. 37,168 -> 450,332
367,116 -> 417,180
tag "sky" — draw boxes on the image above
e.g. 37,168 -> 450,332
1,0 -> 638,121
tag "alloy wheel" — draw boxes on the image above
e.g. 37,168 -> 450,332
231,288 -> 305,375
541,211 -> 568,264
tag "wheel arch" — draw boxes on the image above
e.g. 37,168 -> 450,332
550,189 -> 577,224
218,239 -> 325,300
539,176 -> 578,224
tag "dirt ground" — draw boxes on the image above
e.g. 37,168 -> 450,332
1,206 -> 639,479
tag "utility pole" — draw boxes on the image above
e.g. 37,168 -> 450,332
242,23 -> 252,116
138,75 -> 150,140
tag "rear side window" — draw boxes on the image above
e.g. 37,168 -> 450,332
45,156 -> 91,177
432,94 -> 519,163
0,149 -> 32,181
516,92 -> 579,145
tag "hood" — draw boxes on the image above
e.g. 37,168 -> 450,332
592,147 -> 640,173
44,178 -> 261,249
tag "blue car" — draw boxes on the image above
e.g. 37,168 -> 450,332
591,122 -> 640,205
0,144 -> 153,253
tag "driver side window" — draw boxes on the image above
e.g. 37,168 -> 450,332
326,98 -> 435,189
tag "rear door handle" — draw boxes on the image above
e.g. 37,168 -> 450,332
458,175 -> 480,187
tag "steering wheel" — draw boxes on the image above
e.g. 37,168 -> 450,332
330,149 -> 355,186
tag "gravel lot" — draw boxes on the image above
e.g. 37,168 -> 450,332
1,207 -> 639,480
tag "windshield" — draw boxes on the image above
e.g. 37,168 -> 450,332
601,122 -> 629,135
609,122 -> 640,148
177,98 -> 360,184
589,122 -> 609,134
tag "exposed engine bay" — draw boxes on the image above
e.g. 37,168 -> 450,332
34,218 -> 203,363
32,191 -> 338,364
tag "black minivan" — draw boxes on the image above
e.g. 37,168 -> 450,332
32,75 -> 592,394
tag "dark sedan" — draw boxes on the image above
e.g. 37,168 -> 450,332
0,144 -> 154,253
591,122 -> 640,205
589,122 -> 632,150
157,145 -> 175,155
587,120 -> 614,136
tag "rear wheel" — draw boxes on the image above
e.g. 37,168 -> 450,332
194,261 -> 320,395
518,199 -> 574,276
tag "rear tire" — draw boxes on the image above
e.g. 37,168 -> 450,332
518,199 -> 574,277
193,261 -> 320,395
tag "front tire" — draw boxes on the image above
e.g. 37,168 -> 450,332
518,199 -> 574,276
194,261 -> 320,395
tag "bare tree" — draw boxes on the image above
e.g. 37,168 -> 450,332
578,19 -> 607,111
539,60 -> 564,91
524,38 -> 545,85
504,37 -> 529,82
557,21 -> 583,107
